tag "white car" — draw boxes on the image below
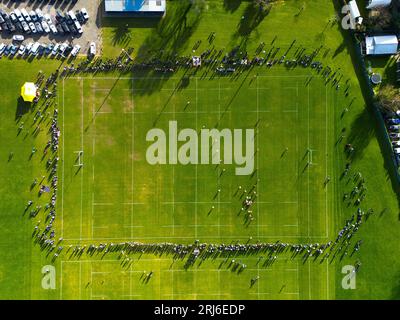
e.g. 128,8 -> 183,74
89,42 -> 96,56
71,44 -> 81,57
395,148 -> 400,154
21,9 -> 31,22
390,125 -> 400,131
68,11 -> 77,21
80,8 -> 89,20
0,43 -> 5,55
30,42 -> 40,55
12,35 -> 25,42
51,43 -> 60,56
18,45 -> 26,55
41,21 -> 50,33
59,42 -> 68,56
44,14 -> 52,24
14,9 -> 24,22
29,22 -> 37,33
49,24 -> 58,35
35,8 -> 44,21
75,21 -> 83,34
25,42 -> 34,53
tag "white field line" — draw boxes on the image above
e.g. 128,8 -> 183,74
80,79 -> 84,240
307,84 -> 310,238
61,78 -> 65,239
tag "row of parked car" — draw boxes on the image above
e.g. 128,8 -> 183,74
0,7 -> 89,36
385,112 -> 400,160
0,41 -> 83,58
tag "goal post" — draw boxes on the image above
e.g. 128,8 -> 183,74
74,151 -> 84,167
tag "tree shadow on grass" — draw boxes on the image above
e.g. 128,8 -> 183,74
15,97 -> 30,122
236,2 -> 270,37
346,108 -> 375,161
223,0 -> 243,13
230,1 -> 271,52
129,0 -> 204,97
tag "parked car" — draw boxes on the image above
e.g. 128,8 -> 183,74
89,42 -> 96,57
9,44 -> 18,56
390,133 -> 400,139
45,43 -> 54,55
29,10 -> 38,22
18,45 -> 26,55
44,14 -> 52,25
61,22 -> 70,33
30,42 -> 40,55
55,10 -> 65,22
26,42 -> 34,54
4,44 -> 13,55
41,21 -> 50,33
9,12 -> 17,23
35,8 -> 44,21
12,35 -> 25,41
15,21 -> 23,32
49,24 -> 58,35
51,43 -> 60,56
0,43 -> 5,55
21,9 -> 31,22
14,9 -> 24,22
29,22 -> 37,34
80,8 -> 89,21
71,44 -> 81,57
67,11 -> 77,22
388,118 -> 400,125
21,21 -> 30,33
35,22 -> 43,33
389,125 -> 400,131
56,24 -> 64,34
59,42 -> 68,56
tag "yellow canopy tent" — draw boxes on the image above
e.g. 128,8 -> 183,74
21,82 -> 37,102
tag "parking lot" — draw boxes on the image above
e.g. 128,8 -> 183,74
0,0 -> 101,55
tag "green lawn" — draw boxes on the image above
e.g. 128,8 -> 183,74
0,0 -> 400,300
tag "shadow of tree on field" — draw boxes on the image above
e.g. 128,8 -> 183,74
391,274 -> 400,299
236,1 -> 271,37
129,0 -> 205,99
223,0 -> 243,12
230,1 -> 271,52
345,108 -> 375,161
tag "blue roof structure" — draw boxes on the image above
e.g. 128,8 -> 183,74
104,0 -> 166,15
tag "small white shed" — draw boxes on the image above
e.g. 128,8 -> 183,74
348,1 -> 363,26
365,35 -> 399,55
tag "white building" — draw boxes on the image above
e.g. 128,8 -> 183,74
365,35 -> 399,55
366,0 -> 392,9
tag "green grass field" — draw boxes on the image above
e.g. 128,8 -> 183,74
1,0 -> 400,300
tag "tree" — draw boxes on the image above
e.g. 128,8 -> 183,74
367,7 -> 393,31
375,84 -> 400,114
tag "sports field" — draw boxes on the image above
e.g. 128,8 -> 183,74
1,0 -> 400,300
58,69 -> 337,299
